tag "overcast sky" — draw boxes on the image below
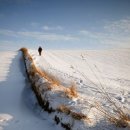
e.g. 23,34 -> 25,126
0,0 -> 130,50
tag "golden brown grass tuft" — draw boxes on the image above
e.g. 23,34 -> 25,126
28,56 -> 33,61
43,71 -> 61,86
41,82 -> 53,91
57,104 -> 71,115
20,47 -> 60,86
108,109 -> 130,128
20,47 -> 33,62
109,117 -> 129,128
20,47 -> 28,54
35,67 -> 45,77
20,47 -> 78,97
71,111 -> 87,120
77,56 -> 130,128
33,68 -> 61,86
103,95 -> 130,128
92,101 -> 130,128
20,47 -> 91,126
57,104 -> 89,121
65,83 -> 78,99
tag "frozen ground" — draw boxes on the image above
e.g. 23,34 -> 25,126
30,48 -> 130,129
0,51 -> 60,130
31,49 -> 130,98
0,48 -> 130,130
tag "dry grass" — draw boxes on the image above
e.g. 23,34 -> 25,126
79,54 -> 130,128
71,111 -> 87,120
28,64 -> 60,86
57,104 -> 71,115
20,47 -> 28,53
109,117 -> 129,128
21,48 -> 130,128
21,48 -> 78,99
20,47 -> 33,61
21,48 -> 61,86
91,101 -> 130,128
65,83 -> 78,99
20,48 -> 62,88
42,71 -> 61,86
20,48 -> 43,75
94,84 -> 130,128
57,104 -> 89,121
20,47 -> 92,127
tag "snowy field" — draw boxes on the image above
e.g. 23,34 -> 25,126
31,49 -> 130,104
0,47 -> 130,130
0,50 -> 60,130
30,48 -> 130,129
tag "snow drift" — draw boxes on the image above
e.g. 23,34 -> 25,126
20,48 -> 130,130
20,48 -> 91,130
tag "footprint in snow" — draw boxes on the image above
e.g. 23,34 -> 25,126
79,79 -> 83,83
116,96 -> 125,103
76,79 -> 83,85
68,100 -> 77,106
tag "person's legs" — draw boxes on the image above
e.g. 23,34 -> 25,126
39,51 -> 41,56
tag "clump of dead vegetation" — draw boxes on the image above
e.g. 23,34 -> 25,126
20,47 -> 28,54
20,48 -> 91,128
57,104 -> 89,121
65,82 -> 78,99
42,70 -> 61,86
88,86 -> 130,128
71,111 -> 87,120
91,73 -> 130,128
78,54 -> 130,128
20,48 -> 62,86
91,100 -> 130,128
57,104 -> 71,115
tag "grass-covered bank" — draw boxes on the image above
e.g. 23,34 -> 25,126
20,48 -> 90,130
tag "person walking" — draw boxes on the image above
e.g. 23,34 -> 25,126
38,46 -> 42,56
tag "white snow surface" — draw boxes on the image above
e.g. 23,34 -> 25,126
30,48 -> 130,130
0,48 -> 130,130
0,51 -> 60,130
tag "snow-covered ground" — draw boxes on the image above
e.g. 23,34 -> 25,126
0,50 -> 60,130
30,48 -> 130,129
31,49 -> 130,98
0,48 -> 130,130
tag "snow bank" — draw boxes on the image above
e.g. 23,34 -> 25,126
0,114 -> 13,129
20,48 -> 130,130
20,48 -> 91,130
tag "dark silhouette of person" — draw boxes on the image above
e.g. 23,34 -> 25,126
38,46 -> 42,56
